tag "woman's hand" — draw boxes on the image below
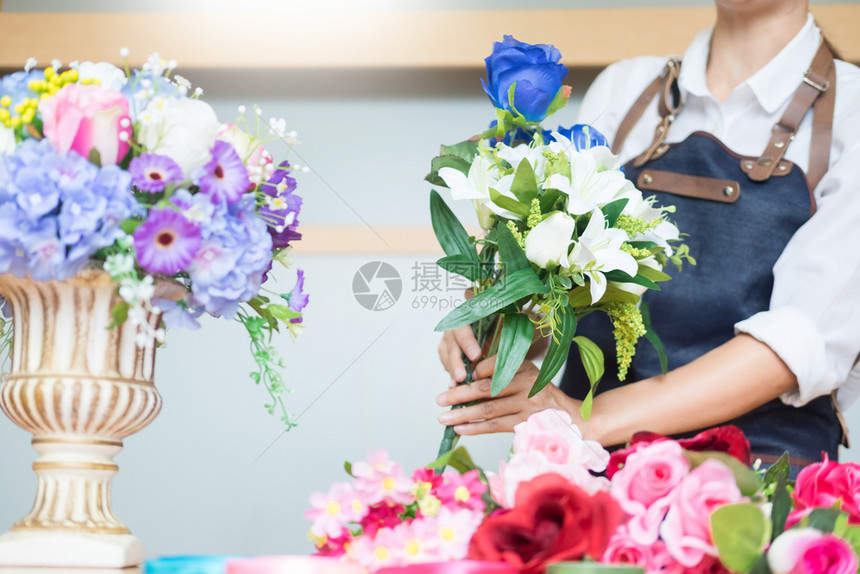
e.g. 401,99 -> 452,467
437,326 -> 483,387
436,356 -> 580,435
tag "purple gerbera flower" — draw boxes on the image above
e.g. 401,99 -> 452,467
287,269 -> 309,324
259,161 -> 302,250
129,153 -> 183,193
195,140 -> 249,204
133,207 -> 202,274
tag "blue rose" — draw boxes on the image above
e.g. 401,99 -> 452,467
557,124 -> 609,150
481,35 -> 568,122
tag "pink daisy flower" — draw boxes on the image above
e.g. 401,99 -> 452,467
436,470 -> 487,512
305,481 -> 364,539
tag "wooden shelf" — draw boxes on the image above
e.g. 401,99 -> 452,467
0,6 -> 857,71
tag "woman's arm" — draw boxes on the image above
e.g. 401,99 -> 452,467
437,333 -> 797,447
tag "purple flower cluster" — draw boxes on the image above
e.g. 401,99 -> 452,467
0,139 -> 137,280
182,192 -> 274,319
259,161 -> 302,249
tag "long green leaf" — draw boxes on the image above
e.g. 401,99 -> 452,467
496,224 -> 531,274
510,159 -> 539,203
568,284 -> 640,308
574,335 -> 604,419
637,264 -> 672,283
771,462 -> 792,540
435,268 -> 548,331
543,85 -> 571,118
426,155 -> 472,187
441,141 -> 480,162
437,254 -> 487,281
489,186 -> 530,217
602,198 -> 629,228
430,190 -> 479,262
530,306 -> 577,397
604,269 -> 661,291
640,300 -> 668,374
491,313 -> 535,396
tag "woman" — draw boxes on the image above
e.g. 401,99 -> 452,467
436,0 -> 860,467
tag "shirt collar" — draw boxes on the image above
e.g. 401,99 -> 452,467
678,13 -> 821,114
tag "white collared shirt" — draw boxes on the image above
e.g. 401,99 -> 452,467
576,14 -> 860,409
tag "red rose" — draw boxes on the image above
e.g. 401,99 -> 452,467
788,453 -> 860,527
606,426 -> 751,478
468,473 -> 623,574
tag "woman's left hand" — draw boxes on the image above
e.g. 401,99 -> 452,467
435,356 -> 580,435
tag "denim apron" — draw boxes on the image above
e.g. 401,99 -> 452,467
560,42 -> 845,466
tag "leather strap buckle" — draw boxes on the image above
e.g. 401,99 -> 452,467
803,73 -> 830,93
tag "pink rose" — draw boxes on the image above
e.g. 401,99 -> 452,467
611,440 -> 690,545
659,459 -> 743,567
500,450 -> 609,508
769,528 -> 858,574
789,455 -> 860,528
218,123 -> 273,187
39,84 -> 132,165
602,525 -> 658,571
512,409 -> 609,472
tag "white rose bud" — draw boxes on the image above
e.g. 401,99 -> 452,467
524,212 -> 576,269
137,98 -> 220,179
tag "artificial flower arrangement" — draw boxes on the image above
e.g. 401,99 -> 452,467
0,52 -> 307,428
426,35 -> 693,457
307,411 -> 860,574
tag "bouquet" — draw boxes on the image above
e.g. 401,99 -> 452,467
0,52 -> 308,428
426,36 -> 692,458
308,412 -> 860,574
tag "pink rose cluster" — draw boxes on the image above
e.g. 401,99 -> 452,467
491,409 -> 611,508
603,438 -> 743,573
788,454 -> 860,528
305,450 -> 486,572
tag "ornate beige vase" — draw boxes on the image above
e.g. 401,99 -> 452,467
0,269 -> 180,568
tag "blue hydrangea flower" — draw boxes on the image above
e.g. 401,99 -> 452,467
0,139 -> 137,280
0,69 -> 44,110
187,193 -> 273,319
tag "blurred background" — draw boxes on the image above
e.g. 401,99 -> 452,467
0,0 -> 858,559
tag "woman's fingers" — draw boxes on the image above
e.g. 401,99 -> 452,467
437,393 -> 528,427
453,326 -> 482,361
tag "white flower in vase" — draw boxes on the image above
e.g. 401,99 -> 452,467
438,155 -> 521,228
570,208 -> 638,304
137,97 -> 220,179
546,149 -> 630,215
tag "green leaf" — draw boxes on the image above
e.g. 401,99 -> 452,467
491,313 -> 535,396
574,335 -> 604,419
835,519 -> 860,561
637,264 -> 673,283
430,189 -> 479,263
344,461 -> 354,477
628,240 -> 658,250
749,555 -> 774,574
435,268 -> 548,331
685,450 -> 762,497
107,301 -> 129,329
601,198 -> 629,228
530,306 -> 576,397
568,284 -> 640,309
267,304 -> 301,321
437,254 -> 487,281
441,141 -> 480,162
489,186 -> 530,217
120,218 -> 143,235
446,446 -> 479,474
426,155 -> 472,187
496,223 -> 531,274
771,464 -> 792,540
805,507 -> 843,533
510,159 -> 539,203
762,452 -> 791,487
543,85 -> 571,118
711,503 -> 771,573
427,449 -> 453,470
640,300 -> 668,374
604,269 -> 661,291
539,188 -> 564,214
88,148 -> 102,167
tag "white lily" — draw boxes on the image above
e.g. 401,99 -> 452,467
618,189 -> 681,254
497,142 -> 548,181
439,156 -> 521,226
524,212 -> 576,269
547,149 -> 630,215
549,133 -> 623,171
570,209 -> 638,304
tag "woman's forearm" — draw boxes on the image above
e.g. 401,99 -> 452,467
585,334 -> 799,447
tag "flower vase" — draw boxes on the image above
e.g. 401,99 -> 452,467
0,269 -> 181,568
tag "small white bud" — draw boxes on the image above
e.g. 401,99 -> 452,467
238,105 -> 246,114
119,47 -> 130,58
194,87 -> 203,96
24,58 -> 37,72
120,118 -> 131,128
68,60 -> 80,70
119,131 -> 130,142
51,59 -> 62,71
167,59 -> 177,70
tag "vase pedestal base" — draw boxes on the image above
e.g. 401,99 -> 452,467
0,531 -> 144,568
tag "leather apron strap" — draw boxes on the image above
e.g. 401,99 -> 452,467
743,40 -> 836,192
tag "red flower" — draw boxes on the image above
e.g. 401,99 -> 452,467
360,503 -> 406,537
606,426 -> 751,478
468,473 -> 623,574
788,453 -> 860,527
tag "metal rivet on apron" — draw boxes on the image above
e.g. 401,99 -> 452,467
775,141 -> 785,149
778,164 -> 788,171
758,157 -> 774,167
745,161 -> 754,169
642,174 -> 653,184
723,186 -> 734,197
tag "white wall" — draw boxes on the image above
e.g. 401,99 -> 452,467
0,0 -> 859,560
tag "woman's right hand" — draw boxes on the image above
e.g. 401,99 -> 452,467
437,326 -> 483,387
